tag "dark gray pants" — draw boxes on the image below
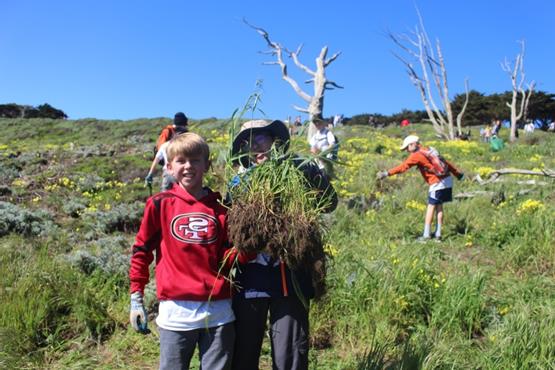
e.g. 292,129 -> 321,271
232,297 -> 309,370
159,323 -> 234,370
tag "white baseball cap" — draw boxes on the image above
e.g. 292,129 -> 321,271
400,135 -> 419,150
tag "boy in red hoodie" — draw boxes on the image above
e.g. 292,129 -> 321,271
129,132 -> 249,369
377,135 -> 464,241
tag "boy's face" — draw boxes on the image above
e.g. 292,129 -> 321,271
167,154 -> 209,194
407,142 -> 418,153
246,132 -> 274,164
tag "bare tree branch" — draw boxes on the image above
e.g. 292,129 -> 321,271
293,105 -> 310,113
456,78 -> 470,136
245,18 -> 342,141
389,9 -> 468,140
325,81 -> 344,89
288,44 -> 316,76
244,19 -> 312,103
503,40 -> 534,142
324,51 -> 342,67
473,168 -> 555,185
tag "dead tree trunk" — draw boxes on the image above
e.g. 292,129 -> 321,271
244,19 -> 342,140
501,40 -> 535,143
389,9 -> 469,140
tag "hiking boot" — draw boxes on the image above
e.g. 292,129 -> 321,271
433,235 -> 442,243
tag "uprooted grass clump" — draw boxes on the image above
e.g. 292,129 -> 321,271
227,154 -> 333,296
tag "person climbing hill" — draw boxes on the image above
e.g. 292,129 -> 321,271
146,112 -> 190,192
154,112 -> 189,154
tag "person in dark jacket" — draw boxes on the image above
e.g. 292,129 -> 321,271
229,119 -> 337,370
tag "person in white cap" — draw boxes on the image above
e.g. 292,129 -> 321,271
376,135 -> 464,241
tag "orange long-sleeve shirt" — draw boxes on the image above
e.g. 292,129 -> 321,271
387,148 -> 462,185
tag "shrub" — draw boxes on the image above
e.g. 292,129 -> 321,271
0,163 -> 20,185
0,103 -> 66,119
62,199 -> 88,217
67,235 -> 130,278
0,201 -> 56,237
430,271 -> 489,338
83,201 -> 144,234
0,245 -> 118,368
484,301 -> 555,369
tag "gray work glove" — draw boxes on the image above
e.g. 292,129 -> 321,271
130,291 -> 149,333
376,170 -> 389,180
144,173 -> 153,187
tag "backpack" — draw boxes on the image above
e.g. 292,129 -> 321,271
153,125 -> 189,159
154,125 -> 175,155
420,147 -> 450,177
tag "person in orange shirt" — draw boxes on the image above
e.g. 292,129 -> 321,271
377,135 -> 464,241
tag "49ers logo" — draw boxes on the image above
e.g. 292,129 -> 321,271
170,213 -> 219,244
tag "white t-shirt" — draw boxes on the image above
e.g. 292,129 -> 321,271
429,175 -> 453,192
524,123 -> 535,133
309,128 -> 336,152
155,142 -> 170,174
156,299 -> 235,331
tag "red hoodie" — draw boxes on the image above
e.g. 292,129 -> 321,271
129,185 -> 246,301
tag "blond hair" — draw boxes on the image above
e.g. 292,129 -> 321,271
166,132 -> 210,163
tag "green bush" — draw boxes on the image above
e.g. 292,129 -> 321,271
67,235 -> 130,278
0,201 -> 56,237
83,202 -> 144,235
484,301 -> 555,369
0,243 -> 120,368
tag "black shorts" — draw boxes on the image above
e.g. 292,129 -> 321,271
428,188 -> 452,205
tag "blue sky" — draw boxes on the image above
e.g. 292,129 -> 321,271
1,0 -> 553,120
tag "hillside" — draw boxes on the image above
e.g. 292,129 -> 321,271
0,117 -> 554,369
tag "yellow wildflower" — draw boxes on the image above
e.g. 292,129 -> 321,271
475,166 -> 495,178
499,306 -> 510,316
324,244 -> 339,257
517,199 -> 544,215
405,200 -> 426,212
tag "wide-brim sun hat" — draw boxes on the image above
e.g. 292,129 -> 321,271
231,119 -> 290,167
400,135 -> 419,150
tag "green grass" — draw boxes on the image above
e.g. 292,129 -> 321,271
0,117 -> 554,369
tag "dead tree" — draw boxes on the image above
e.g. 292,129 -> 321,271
389,9 -> 469,140
244,19 -> 342,139
501,40 -> 535,143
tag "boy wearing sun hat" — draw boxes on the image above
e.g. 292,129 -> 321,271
228,119 -> 337,370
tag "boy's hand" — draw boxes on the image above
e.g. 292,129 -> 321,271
376,170 -> 389,180
144,174 -> 153,187
457,173 -> 465,181
130,292 -> 149,333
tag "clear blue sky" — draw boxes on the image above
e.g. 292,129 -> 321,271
1,0 -> 553,120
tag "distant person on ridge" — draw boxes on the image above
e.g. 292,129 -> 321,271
309,117 -> 338,177
146,112 -> 190,191
145,129 -> 186,191
376,135 -> 464,241
154,112 -> 189,155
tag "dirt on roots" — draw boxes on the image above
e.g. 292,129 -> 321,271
228,199 -> 327,298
